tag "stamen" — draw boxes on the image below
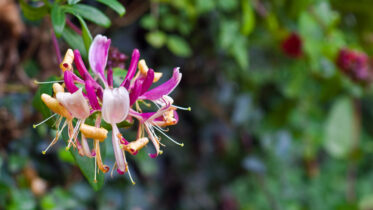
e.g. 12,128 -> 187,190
34,80 -> 64,84
155,125 -> 169,132
153,126 -> 184,147
33,113 -> 57,128
123,150 -> 135,185
42,120 -> 67,154
94,154 -> 97,183
111,162 -> 117,178
66,120 -> 82,150
172,105 -> 192,111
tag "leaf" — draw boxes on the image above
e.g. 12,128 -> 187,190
51,3 -> 66,37
61,131 -> 105,191
20,0 -> 49,21
32,76 -> 60,127
146,31 -> 167,48
166,35 -> 192,57
96,0 -> 126,16
140,15 -> 157,30
64,4 -> 111,28
241,0 -> 255,36
68,0 -> 81,5
62,27 -> 87,58
75,16 -> 92,53
324,97 -> 359,159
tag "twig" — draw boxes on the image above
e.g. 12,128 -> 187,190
51,29 -> 62,64
66,18 -> 82,35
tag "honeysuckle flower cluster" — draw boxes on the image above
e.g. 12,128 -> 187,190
35,35 -> 189,183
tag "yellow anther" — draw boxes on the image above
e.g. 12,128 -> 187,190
41,94 -> 73,120
60,49 -> 74,72
138,59 -> 148,75
138,59 -> 162,82
80,124 -> 108,141
153,72 -> 163,83
53,83 -> 64,94
123,137 -> 149,155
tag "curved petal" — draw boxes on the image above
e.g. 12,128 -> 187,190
89,35 -> 111,82
64,71 -> 79,93
120,49 -> 140,88
140,69 -> 154,95
56,89 -> 90,119
85,79 -> 100,110
139,68 -> 182,101
74,49 -> 93,81
129,79 -> 142,106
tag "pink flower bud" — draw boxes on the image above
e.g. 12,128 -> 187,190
102,87 -> 130,124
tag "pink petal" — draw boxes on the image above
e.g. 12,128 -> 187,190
139,68 -> 182,101
85,79 -> 101,110
64,71 -> 79,93
89,35 -> 111,82
140,69 -> 154,95
74,49 -> 93,81
120,49 -> 140,88
107,67 -> 113,88
112,124 -> 126,174
129,79 -> 142,106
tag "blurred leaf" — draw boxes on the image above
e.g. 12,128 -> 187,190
76,15 -> 92,52
20,0 -> 49,21
61,131 -> 105,191
146,31 -> 167,48
8,189 -> 36,210
112,67 -> 128,86
68,0 -> 81,5
51,3 -> 66,37
241,0 -> 255,36
140,15 -> 157,30
96,0 -> 126,16
324,97 -> 358,159
167,35 -> 192,57
64,4 -> 111,27
58,147 -> 75,164
230,36 -> 249,69
62,27 -> 87,58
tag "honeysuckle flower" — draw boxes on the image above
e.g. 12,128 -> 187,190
35,33 -> 189,184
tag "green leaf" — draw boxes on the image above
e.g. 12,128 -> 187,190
20,0 -> 49,21
61,131 -> 105,191
140,15 -> 157,30
75,16 -> 92,53
32,76 -> 60,127
62,27 -> 87,58
64,4 -> 111,27
68,0 -> 81,5
51,4 -> 66,37
166,35 -> 192,57
96,0 -> 126,16
324,97 -> 359,159
241,0 -> 255,36
146,31 -> 167,48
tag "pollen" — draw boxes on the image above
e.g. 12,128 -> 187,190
79,124 -> 108,141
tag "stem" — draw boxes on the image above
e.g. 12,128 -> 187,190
51,29 -> 62,64
66,19 -> 82,35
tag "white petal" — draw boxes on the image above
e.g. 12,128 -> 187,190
56,89 -> 90,119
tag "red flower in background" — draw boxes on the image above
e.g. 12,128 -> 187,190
336,48 -> 372,83
281,32 -> 303,58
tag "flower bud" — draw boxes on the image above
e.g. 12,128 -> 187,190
102,87 -> 130,124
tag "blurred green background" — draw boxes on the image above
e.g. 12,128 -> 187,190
3,0 -> 373,209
